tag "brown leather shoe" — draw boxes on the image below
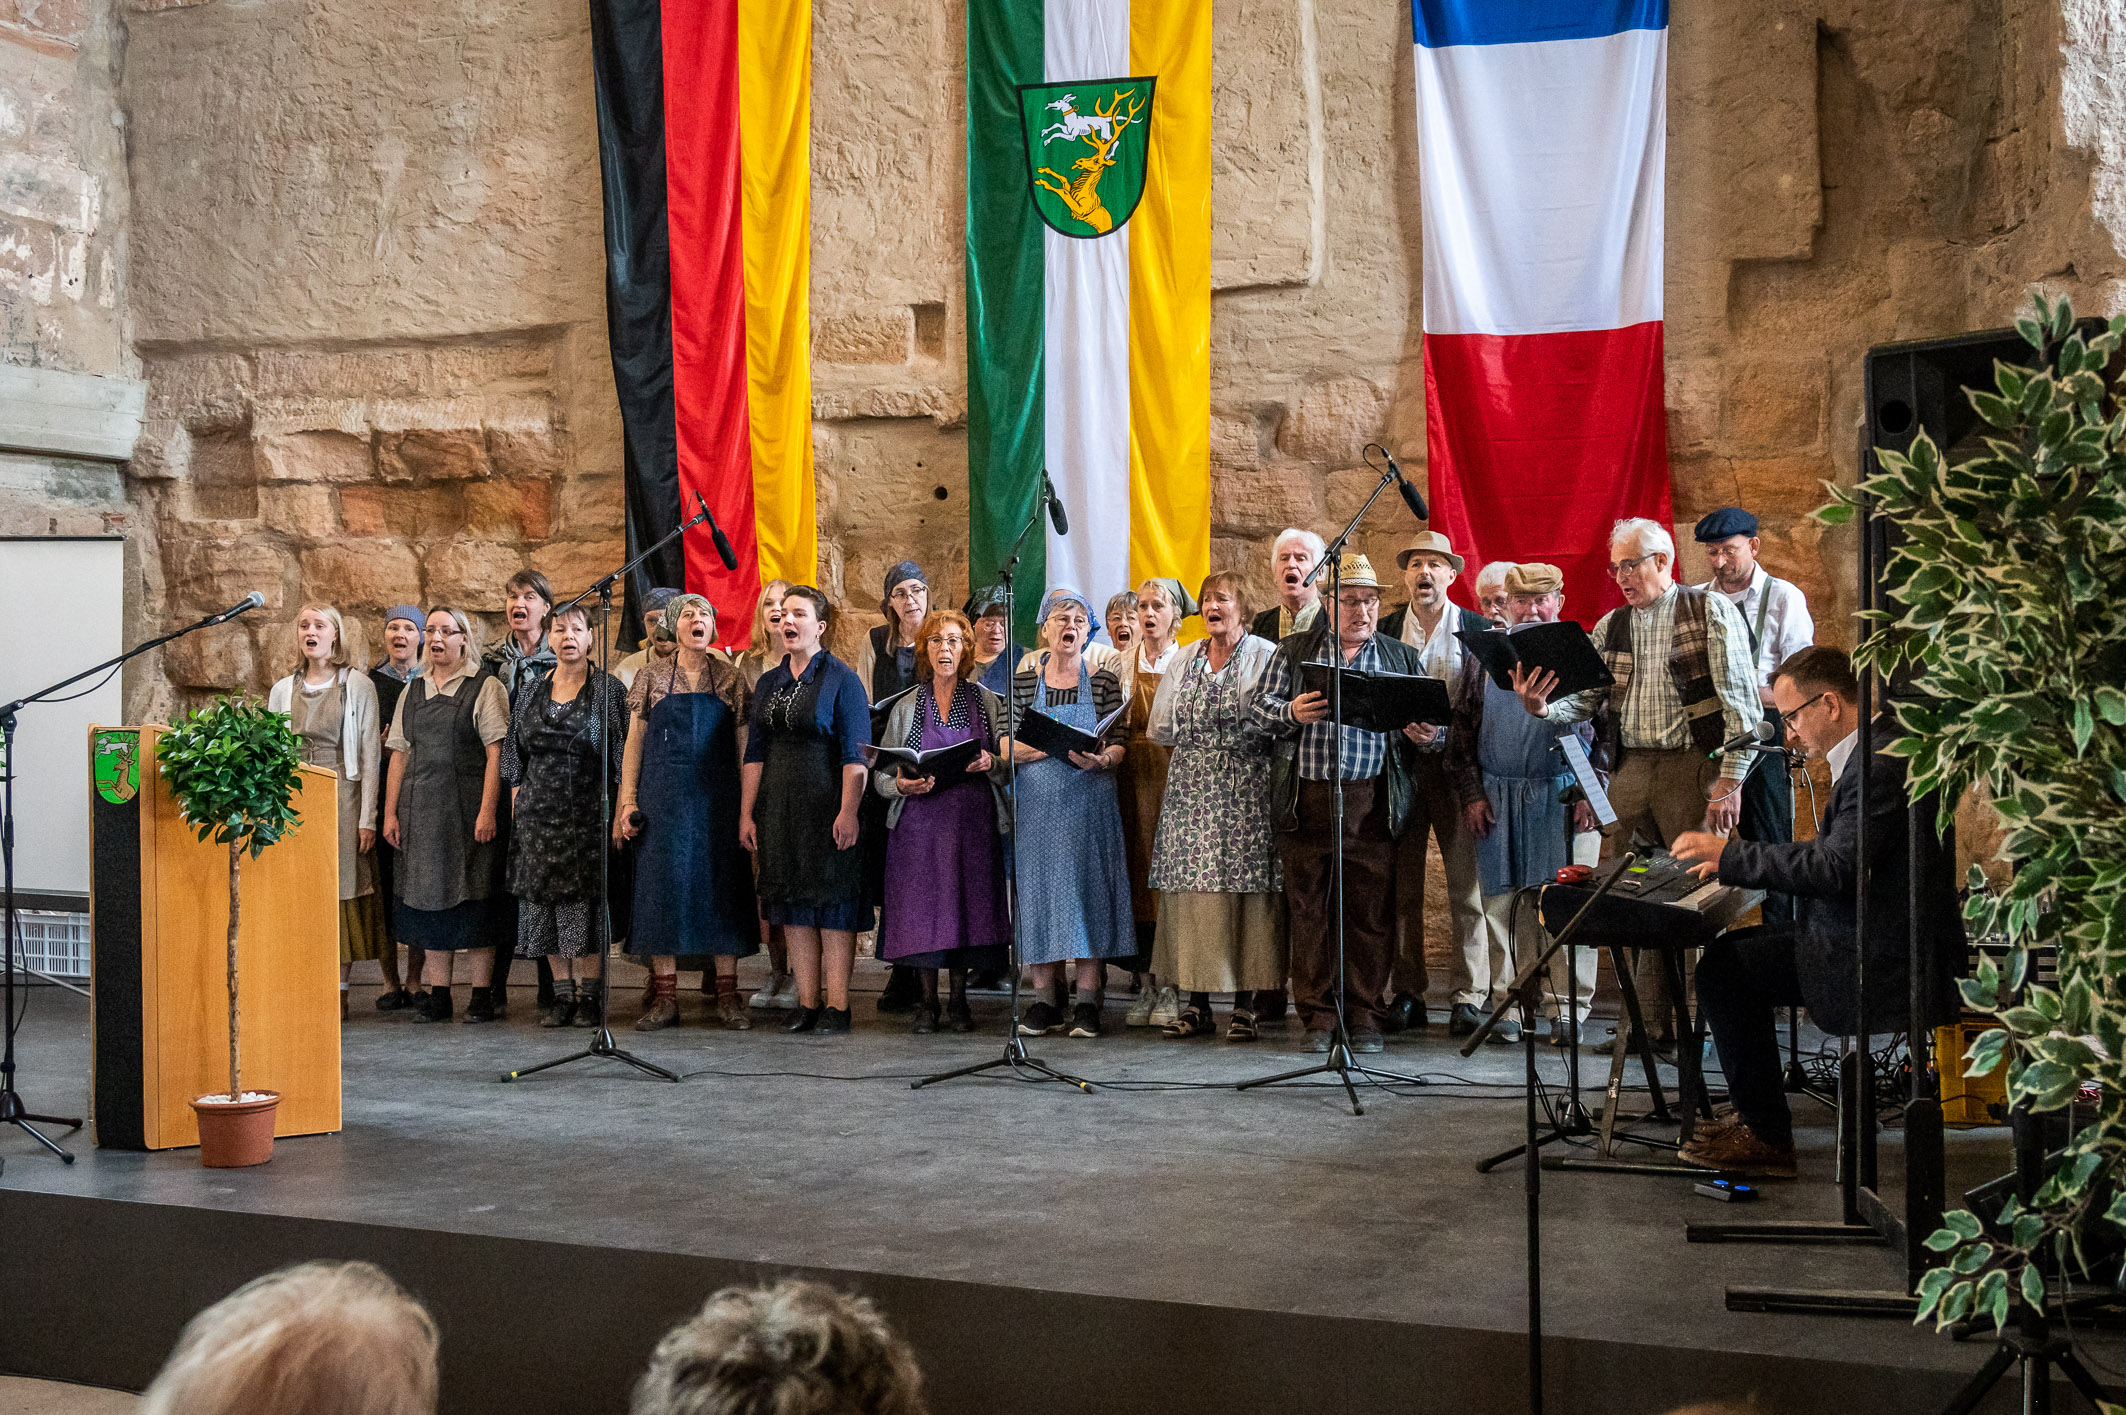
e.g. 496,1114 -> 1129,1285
716,992 -> 752,1031
1678,1120 -> 1796,1179
634,996 -> 680,1031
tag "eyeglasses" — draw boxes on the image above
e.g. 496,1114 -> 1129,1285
1786,690 -> 1832,719
1607,555 -> 1655,578
1335,594 -> 1380,609
889,586 -> 927,603
924,634 -> 968,648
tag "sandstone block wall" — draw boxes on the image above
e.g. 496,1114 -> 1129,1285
5,0 -> 2113,725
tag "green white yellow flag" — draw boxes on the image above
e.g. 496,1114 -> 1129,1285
966,0 -> 1210,640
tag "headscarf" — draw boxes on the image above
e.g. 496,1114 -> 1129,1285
664,593 -> 715,646
642,586 -> 681,617
1038,587 -> 1094,625
963,585 -> 1011,621
384,605 -> 426,633
879,560 -> 927,617
1139,577 -> 1199,619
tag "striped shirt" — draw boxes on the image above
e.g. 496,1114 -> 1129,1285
1253,635 -> 1392,781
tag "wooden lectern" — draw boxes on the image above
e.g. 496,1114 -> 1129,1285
87,725 -> 342,1150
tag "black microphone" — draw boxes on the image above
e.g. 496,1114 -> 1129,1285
1708,718 -> 1782,761
1380,448 -> 1429,521
1041,471 -> 1068,536
694,492 -> 740,571
207,591 -> 265,624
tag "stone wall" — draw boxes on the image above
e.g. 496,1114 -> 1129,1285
108,0 -> 2126,721
0,0 -> 132,535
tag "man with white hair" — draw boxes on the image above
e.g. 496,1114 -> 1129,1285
1473,561 -> 1515,626
1512,517 -> 1763,1049
1251,527 -> 1326,642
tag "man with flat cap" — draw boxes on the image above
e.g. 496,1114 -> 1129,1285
1446,563 -> 1602,1043
1253,553 -> 1432,1053
1377,531 -> 1490,1037
1694,507 -> 1814,928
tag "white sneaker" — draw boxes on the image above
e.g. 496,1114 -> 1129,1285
750,973 -> 790,1009
772,974 -> 800,1008
1125,987 -> 1156,1028
1149,984 -> 1182,1028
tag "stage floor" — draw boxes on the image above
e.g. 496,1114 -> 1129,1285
1,961 -> 2112,1414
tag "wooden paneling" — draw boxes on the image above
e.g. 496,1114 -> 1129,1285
136,726 -> 341,1148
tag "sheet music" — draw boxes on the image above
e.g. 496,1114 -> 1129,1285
1558,732 -> 1616,828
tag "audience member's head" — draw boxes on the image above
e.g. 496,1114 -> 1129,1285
140,1261 -> 437,1415
632,1280 -> 926,1415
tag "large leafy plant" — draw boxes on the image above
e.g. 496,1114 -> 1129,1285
159,695 -> 304,1101
1816,296 -> 2126,1343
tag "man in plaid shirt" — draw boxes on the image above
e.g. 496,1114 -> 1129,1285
1512,518 -> 1764,1049
1255,553 -> 1435,1053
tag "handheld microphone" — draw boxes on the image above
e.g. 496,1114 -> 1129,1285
1709,719 -> 1783,760
1041,471 -> 1069,536
208,591 -> 266,624
1379,448 -> 1429,521
694,493 -> 740,571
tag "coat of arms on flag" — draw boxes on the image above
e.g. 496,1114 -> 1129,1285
1017,79 -> 1156,237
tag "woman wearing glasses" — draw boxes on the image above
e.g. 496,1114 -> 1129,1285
869,609 -> 1011,1033
856,561 -> 932,1014
1009,589 -> 1134,1038
381,606 -> 511,1023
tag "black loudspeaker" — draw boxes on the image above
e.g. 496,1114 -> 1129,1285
1856,319 -> 2113,702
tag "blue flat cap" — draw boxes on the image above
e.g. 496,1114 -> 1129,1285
1693,507 -> 1759,542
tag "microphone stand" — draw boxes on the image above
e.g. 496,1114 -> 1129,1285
914,483 -> 1090,1093
1,598 -> 264,1169
500,504 -> 714,1085
1236,453 -> 1428,1115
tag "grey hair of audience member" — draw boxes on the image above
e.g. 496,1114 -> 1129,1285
632,1279 -> 927,1415
139,1260 -> 438,1415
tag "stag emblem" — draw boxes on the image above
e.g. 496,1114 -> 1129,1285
1018,77 -> 1158,238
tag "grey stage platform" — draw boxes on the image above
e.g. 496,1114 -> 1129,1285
0,965 -> 2110,1414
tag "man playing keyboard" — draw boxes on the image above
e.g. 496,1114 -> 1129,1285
1668,646 -> 1962,1177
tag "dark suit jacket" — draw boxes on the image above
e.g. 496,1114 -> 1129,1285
1716,740 -> 1963,1036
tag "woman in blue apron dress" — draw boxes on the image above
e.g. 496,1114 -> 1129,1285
1009,589 -> 1134,1040
615,594 -> 759,1031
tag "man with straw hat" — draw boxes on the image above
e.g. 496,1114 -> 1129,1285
1252,553 -> 1431,1054
1377,531 -> 1490,1039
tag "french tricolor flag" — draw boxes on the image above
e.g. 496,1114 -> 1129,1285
1414,0 -> 1674,621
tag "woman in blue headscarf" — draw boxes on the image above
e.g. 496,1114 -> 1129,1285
1006,588 -> 1135,1039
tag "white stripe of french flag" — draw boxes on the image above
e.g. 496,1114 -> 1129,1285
1413,0 -> 1674,623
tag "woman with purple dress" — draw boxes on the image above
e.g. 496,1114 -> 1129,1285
870,609 -> 1012,1033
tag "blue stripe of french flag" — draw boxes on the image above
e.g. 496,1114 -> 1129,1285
1413,0 -> 1674,624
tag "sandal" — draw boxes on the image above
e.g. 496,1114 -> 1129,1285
1162,1004 -> 1216,1039
1225,1008 -> 1259,1042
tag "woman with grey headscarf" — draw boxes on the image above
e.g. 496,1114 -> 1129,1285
1008,588 -> 1134,1038
614,593 -> 759,1030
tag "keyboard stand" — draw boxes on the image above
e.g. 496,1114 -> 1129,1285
1548,940 -> 1718,1177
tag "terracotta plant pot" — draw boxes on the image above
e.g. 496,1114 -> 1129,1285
190,1090 -> 281,1168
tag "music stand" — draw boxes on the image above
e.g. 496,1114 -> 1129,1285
914,479 -> 1089,1093
1236,448 -> 1428,1115
501,506 -> 719,1085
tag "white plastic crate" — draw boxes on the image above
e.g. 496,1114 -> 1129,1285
10,909 -> 91,979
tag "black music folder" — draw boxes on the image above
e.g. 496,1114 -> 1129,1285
861,737 -> 985,782
868,683 -> 919,722
1456,621 -> 1613,699
1297,661 -> 1453,732
1013,703 -> 1126,766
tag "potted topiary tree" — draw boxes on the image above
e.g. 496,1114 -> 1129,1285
158,694 -> 304,1167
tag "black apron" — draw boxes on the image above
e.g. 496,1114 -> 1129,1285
395,670 -> 501,944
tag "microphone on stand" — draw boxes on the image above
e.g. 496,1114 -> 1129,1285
1378,447 -> 1429,521
694,493 -> 740,571
1041,471 -> 1069,536
206,591 -> 266,624
1709,718 -> 1787,761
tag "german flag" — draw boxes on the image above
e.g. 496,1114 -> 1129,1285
592,0 -> 813,649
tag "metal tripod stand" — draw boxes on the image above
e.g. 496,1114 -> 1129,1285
500,504 -> 722,1085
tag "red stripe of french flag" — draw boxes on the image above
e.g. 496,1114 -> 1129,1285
1412,0 -> 1672,621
